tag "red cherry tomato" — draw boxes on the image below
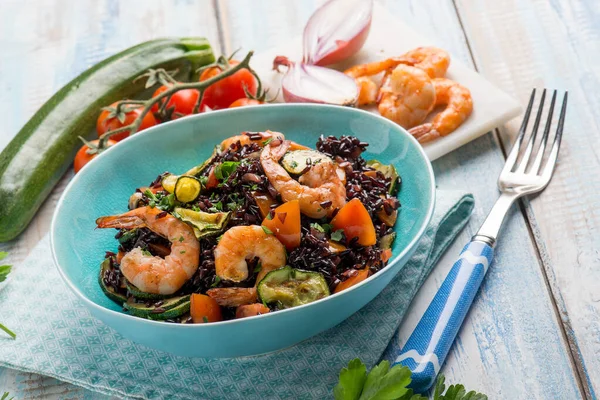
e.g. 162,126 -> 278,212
96,102 -> 157,142
74,139 -> 116,173
200,60 -> 257,110
151,85 -> 200,118
228,98 -> 264,108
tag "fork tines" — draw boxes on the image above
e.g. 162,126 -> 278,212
506,88 -> 568,178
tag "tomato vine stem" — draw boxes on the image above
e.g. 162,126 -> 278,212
98,50 -> 257,149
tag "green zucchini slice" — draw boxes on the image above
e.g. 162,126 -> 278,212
123,295 -> 191,320
282,150 -> 333,175
126,281 -> 171,300
161,174 -> 178,194
257,266 -> 330,309
99,259 -> 127,305
185,146 -> 219,177
366,160 -> 401,195
174,207 -> 230,239
379,232 -> 396,250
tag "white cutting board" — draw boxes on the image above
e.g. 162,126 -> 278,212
250,3 -> 521,161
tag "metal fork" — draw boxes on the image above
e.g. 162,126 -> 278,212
393,89 -> 568,393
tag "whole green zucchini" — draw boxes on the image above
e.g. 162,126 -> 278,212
0,38 -> 215,242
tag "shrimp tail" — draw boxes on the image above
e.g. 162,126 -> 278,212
409,123 -> 441,144
96,215 -> 145,229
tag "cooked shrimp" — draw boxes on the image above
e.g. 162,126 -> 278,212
220,130 -> 285,151
261,140 -> 347,218
378,64 -> 436,129
220,130 -> 308,152
344,58 -> 400,78
396,47 -> 450,78
355,77 -> 379,106
213,225 -> 286,282
345,59 -> 401,107
409,78 -> 473,143
206,225 -> 286,306
96,206 -> 200,295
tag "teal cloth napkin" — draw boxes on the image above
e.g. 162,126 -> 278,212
0,190 -> 473,400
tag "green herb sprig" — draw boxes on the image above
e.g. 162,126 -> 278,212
334,358 -> 487,400
0,252 -> 16,339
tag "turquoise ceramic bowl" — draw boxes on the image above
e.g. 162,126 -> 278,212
51,104 -> 435,358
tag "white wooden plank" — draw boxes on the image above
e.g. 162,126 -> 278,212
0,0 -> 221,398
455,0 -> 599,397
217,0 -> 582,398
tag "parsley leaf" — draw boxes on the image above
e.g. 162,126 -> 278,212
0,265 -> 12,283
331,229 -> 345,242
310,223 -> 325,233
333,358 -> 367,400
262,225 -> 273,235
1,391 -> 15,400
202,316 -> 209,323
359,360 -> 411,400
431,375 -> 487,400
211,276 -> 221,288
333,359 -> 487,400
0,253 -> 15,340
0,252 -> 12,283
214,161 -> 240,181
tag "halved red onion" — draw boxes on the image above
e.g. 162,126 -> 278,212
303,0 -> 373,66
274,56 -> 358,106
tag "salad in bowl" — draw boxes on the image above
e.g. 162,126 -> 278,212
97,130 -> 401,323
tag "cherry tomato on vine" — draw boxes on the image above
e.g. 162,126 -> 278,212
74,139 -> 117,173
96,102 -> 157,142
200,60 -> 257,110
228,98 -> 264,108
151,85 -> 200,118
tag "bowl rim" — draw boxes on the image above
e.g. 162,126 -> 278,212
51,103 -> 435,329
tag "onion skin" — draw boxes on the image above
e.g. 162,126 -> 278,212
314,20 -> 372,66
303,0 -> 373,66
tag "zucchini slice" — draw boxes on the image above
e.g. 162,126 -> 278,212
126,281 -> 171,300
257,266 -> 330,309
161,174 -> 178,194
282,150 -> 333,175
99,259 -> 128,305
123,295 -> 191,320
174,176 -> 202,203
174,207 -> 230,239
185,146 -> 219,177
366,160 -> 401,195
379,232 -> 396,250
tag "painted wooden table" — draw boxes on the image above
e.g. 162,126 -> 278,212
0,0 -> 598,398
